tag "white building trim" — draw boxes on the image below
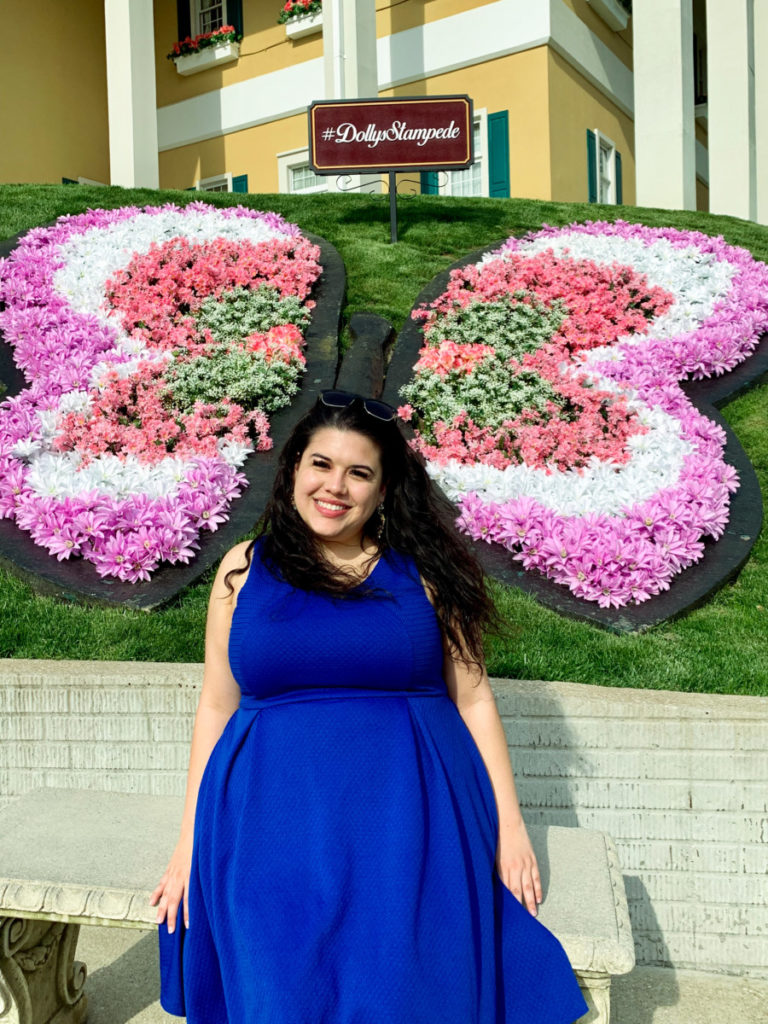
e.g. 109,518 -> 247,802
696,139 -> 709,185
157,0 -> 633,152
633,0 -> 696,211
105,0 -> 159,187
548,0 -> 633,117
707,0 -> 757,221
158,60 -> 323,151
323,0 -> 378,99
756,0 -> 768,224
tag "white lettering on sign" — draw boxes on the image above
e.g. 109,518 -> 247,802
326,120 -> 461,149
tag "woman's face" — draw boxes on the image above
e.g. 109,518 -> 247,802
292,427 -> 386,551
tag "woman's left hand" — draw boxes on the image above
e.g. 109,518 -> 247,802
496,818 -> 543,916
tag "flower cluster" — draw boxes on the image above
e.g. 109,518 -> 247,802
167,24 -> 241,60
402,221 -> 768,607
0,203 -> 321,582
278,0 -> 322,25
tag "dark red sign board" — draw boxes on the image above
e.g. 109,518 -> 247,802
309,96 -> 473,174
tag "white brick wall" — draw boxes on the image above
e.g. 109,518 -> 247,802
494,678 -> 768,977
0,661 -> 766,976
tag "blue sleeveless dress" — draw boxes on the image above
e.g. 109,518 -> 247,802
159,545 -> 588,1023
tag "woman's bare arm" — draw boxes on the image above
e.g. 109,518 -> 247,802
149,542 -> 249,931
444,650 -> 542,915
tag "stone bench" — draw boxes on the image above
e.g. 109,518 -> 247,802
0,789 -> 634,1023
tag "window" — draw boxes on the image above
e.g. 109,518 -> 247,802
290,164 -> 326,194
598,136 -> 614,204
197,172 -> 233,193
195,173 -> 248,193
422,111 -> 489,198
277,149 -> 329,195
588,129 -> 623,205
192,0 -> 225,35
444,119 -> 484,197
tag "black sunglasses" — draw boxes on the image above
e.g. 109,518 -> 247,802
320,390 -> 396,422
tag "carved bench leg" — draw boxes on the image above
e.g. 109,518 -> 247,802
576,971 -> 611,1024
0,917 -> 87,1024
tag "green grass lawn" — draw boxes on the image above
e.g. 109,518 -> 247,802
0,183 -> 766,693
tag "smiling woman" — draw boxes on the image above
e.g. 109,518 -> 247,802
292,425 -> 386,561
152,390 -> 588,1024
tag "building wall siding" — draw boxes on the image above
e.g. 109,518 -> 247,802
155,0 -> 323,109
560,0 -> 633,67
547,48 -> 635,204
384,48 -> 552,202
0,0 -> 109,186
159,111 -> 307,192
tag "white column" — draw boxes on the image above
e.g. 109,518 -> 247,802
707,0 -> 756,221
104,0 -> 159,188
754,0 -> 768,224
322,0 -> 379,193
323,0 -> 378,99
633,0 -> 696,211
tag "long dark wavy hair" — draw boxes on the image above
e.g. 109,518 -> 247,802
225,394 -> 499,666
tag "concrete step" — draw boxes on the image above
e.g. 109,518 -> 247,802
77,926 -> 768,1024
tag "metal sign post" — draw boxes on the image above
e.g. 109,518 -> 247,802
389,171 -> 398,244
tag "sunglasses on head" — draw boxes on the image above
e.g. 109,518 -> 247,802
320,390 -> 396,422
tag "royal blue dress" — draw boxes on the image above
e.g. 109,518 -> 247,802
159,544 -> 588,1023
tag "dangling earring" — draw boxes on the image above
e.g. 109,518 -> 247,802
376,503 -> 386,541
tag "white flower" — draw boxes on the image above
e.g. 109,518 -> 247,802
22,449 -> 204,501
10,438 -> 43,460
52,209 -> 292,320
502,234 -> 738,351
429,398 -> 692,517
36,410 -> 61,442
57,391 -> 93,415
217,439 -> 253,467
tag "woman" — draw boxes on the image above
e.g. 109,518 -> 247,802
152,390 -> 588,1024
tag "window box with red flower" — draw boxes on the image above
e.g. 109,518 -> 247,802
167,24 -> 242,76
279,0 -> 323,40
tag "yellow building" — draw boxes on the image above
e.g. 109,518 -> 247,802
2,1 -> 765,221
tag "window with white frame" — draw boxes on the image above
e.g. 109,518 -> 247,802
594,130 -> 617,204
192,0 -> 225,35
197,172 -> 233,193
277,148 -> 329,195
437,111 -> 488,197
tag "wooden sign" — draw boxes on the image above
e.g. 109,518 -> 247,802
309,96 -> 473,174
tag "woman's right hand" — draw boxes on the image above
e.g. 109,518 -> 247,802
150,836 -> 193,933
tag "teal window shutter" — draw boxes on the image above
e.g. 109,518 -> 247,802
232,174 -> 249,193
421,172 -> 439,195
615,150 -> 623,204
227,0 -> 243,36
487,111 -> 510,198
177,0 -> 191,39
587,130 -> 598,203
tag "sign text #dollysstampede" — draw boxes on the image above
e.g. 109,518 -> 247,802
309,96 -> 473,173
328,120 -> 461,149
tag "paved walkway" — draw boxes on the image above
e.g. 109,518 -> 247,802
77,925 -> 768,1024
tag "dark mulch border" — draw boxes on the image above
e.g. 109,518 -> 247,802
379,243 -> 766,633
0,230 -> 346,608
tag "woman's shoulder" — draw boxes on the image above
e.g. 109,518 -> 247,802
219,539 -> 257,574
211,539 -> 261,603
